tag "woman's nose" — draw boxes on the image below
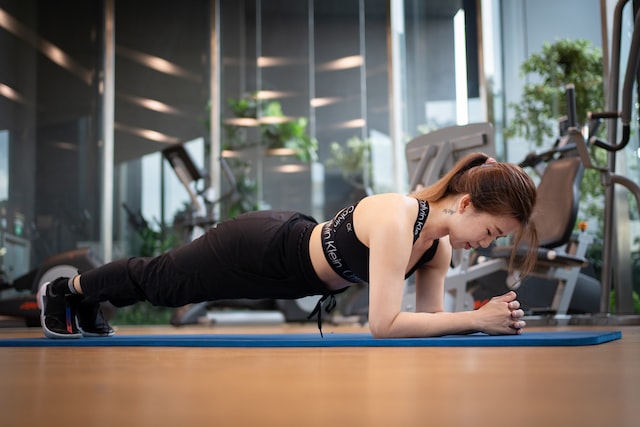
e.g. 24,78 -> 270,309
479,237 -> 492,248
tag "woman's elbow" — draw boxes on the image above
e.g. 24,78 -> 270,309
369,326 -> 391,339
368,318 -> 397,338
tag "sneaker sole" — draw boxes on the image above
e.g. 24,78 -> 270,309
37,282 -> 83,339
78,327 -> 115,338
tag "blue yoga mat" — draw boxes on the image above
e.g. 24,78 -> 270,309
0,330 -> 621,347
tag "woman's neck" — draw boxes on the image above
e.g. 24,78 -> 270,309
419,195 -> 462,241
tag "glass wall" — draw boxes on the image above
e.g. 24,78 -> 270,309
218,0 -> 482,220
111,0 -> 210,258
403,0 -> 482,135
0,1 -> 103,281
0,0 -> 489,280
218,0 -> 388,220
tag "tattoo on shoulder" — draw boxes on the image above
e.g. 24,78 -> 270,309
442,208 -> 455,215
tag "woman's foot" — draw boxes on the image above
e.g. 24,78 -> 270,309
37,278 -> 82,339
75,300 -> 115,337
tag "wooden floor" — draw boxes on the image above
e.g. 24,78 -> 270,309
0,323 -> 638,427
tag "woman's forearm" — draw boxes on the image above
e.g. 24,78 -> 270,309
368,292 -> 525,338
368,310 -> 480,338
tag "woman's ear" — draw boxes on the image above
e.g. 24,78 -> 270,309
458,194 -> 473,213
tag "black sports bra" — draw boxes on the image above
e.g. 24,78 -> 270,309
320,198 -> 439,283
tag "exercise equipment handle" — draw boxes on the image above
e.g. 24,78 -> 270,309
565,84 -> 579,129
582,7 -> 639,153
518,143 -> 577,168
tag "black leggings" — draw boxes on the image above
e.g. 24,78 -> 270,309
79,211 -> 330,307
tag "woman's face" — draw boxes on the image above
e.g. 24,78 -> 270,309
448,209 -> 520,251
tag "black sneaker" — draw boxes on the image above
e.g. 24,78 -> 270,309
75,299 -> 115,337
37,279 -> 82,339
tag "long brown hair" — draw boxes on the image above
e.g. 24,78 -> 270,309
411,152 -> 539,277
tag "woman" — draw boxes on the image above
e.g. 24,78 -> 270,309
39,152 -> 538,339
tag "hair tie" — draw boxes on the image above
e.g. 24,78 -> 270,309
462,155 -> 491,173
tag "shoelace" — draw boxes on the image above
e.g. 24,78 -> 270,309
307,294 -> 337,338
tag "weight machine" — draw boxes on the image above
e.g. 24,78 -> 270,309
567,0 -> 640,323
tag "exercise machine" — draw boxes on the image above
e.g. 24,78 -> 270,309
406,122 -> 496,193
562,0 -> 640,323
0,247 -> 102,326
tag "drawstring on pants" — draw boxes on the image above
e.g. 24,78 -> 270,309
307,294 -> 337,338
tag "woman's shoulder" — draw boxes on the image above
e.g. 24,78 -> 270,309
359,192 -> 418,207
354,194 -> 420,245
356,193 -> 420,222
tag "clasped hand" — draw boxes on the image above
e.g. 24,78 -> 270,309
476,291 -> 526,335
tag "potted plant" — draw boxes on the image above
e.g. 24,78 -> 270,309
326,136 -> 373,192
224,94 -> 318,162
505,38 -> 604,147
505,38 -> 606,220
220,93 -> 319,216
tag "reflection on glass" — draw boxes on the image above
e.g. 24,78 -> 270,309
140,137 -> 205,239
0,130 -> 8,201
0,83 -> 26,104
453,8 -> 468,125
